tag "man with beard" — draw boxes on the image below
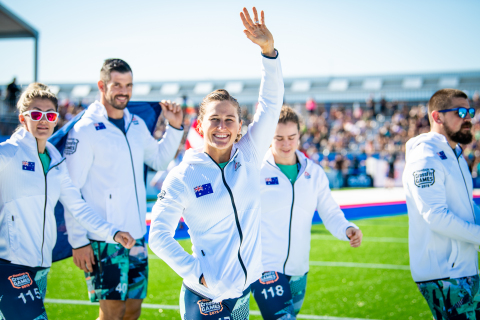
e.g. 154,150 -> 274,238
403,88 -> 480,319
64,59 -> 183,320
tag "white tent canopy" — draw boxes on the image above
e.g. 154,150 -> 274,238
0,2 -> 39,81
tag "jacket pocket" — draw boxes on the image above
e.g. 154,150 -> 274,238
448,240 -> 459,268
105,187 -> 138,230
7,213 -> 18,251
198,249 -> 218,291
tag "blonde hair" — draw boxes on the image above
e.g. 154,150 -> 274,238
197,89 -> 242,142
15,83 -> 58,132
17,83 -> 58,114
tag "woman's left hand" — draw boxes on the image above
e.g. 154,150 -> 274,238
240,7 -> 275,57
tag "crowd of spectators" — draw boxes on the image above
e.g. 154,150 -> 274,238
3,81 -> 480,187
296,92 -> 480,186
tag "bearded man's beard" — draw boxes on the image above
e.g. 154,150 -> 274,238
444,122 -> 473,145
106,90 -> 130,110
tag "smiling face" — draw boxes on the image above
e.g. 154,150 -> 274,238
99,71 -> 133,110
271,121 -> 300,165
198,100 -> 242,160
19,98 -> 58,142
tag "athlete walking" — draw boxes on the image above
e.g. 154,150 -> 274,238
251,106 -> 363,318
403,89 -> 480,319
64,59 -> 184,320
0,83 -> 134,320
149,7 -> 283,319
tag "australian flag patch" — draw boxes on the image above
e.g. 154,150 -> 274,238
265,177 -> 279,185
194,183 -> 214,198
94,122 -> 106,130
437,151 -> 447,160
22,161 -> 35,171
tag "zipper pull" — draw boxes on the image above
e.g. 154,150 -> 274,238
110,194 -> 112,199
12,216 -> 14,221
201,250 -> 205,256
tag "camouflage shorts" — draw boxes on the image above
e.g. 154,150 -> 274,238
86,238 -> 148,302
417,275 -> 480,319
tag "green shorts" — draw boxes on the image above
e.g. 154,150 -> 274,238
85,238 -> 148,302
417,275 -> 480,319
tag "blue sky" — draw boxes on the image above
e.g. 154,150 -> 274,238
1,0 -> 479,84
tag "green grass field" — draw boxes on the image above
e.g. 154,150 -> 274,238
43,214 -> 435,319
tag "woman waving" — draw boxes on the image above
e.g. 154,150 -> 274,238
149,7 -> 284,319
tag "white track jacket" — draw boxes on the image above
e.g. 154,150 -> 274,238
260,149 -> 358,276
0,129 -> 118,268
64,102 -> 183,248
149,53 -> 284,302
403,132 -> 480,282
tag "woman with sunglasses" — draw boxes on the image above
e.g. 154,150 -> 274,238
149,7 -> 283,319
0,83 -> 135,320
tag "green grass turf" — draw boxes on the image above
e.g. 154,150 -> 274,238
45,214 -> 435,319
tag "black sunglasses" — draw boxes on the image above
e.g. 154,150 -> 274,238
438,107 -> 475,119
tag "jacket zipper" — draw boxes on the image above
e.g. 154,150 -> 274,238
205,152 -> 248,285
454,148 -> 476,223
38,153 -> 47,267
37,147 -> 65,267
283,182 -> 295,274
266,160 -> 296,274
453,147 -> 477,271
109,118 -> 142,227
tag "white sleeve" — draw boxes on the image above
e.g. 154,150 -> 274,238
241,53 -> 284,164
59,165 -> 118,244
406,157 -> 480,245
473,202 -> 480,225
316,169 -> 358,241
143,123 -> 184,171
0,144 -> 16,172
148,172 -> 202,283
63,127 -> 94,248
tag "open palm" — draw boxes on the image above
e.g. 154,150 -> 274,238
240,7 -> 275,57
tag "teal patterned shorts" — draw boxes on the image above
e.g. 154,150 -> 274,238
85,238 -> 148,302
417,275 -> 480,319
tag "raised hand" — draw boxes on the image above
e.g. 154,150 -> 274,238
240,7 -> 275,57
160,100 -> 183,129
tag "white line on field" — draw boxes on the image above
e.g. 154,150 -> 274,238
147,254 -> 409,270
309,261 -> 410,271
310,235 -> 408,243
44,298 -> 378,320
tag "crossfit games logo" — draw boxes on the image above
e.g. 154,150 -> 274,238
64,138 -> 79,155
259,271 -> 279,285
413,169 -> 435,188
197,299 -> 223,316
8,272 -> 33,289
158,190 -> 166,200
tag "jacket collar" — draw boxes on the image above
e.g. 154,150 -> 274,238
10,128 -> 64,168
406,131 -> 463,160
264,148 -> 308,177
183,146 -> 240,167
85,100 -> 133,131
